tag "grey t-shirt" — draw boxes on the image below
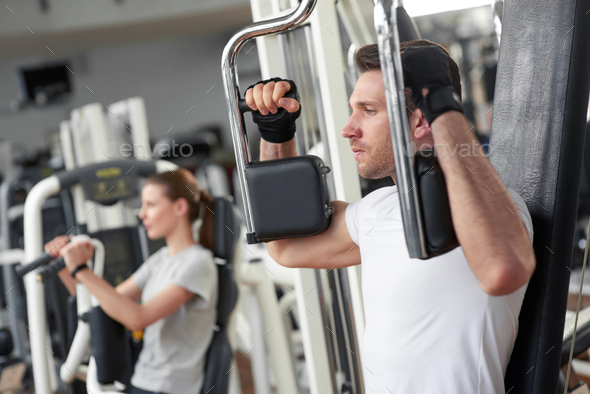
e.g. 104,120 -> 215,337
130,244 -> 218,394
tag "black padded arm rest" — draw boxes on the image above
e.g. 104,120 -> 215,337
244,155 -> 332,243
415,148 -> 459,257
88,306 -> 129,384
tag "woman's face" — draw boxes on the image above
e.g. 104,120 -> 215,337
139,183 -> 184,240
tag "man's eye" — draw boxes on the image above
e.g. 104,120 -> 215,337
366,109 -> 376,115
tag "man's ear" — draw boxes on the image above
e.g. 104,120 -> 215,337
410,108 -> 431,139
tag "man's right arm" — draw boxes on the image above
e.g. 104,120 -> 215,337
259,138 -> 297,161
247,80 -> 360,270
267,200 -> 361,269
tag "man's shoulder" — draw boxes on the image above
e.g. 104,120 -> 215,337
357,185 -> 398,208
348,185 -> 399,221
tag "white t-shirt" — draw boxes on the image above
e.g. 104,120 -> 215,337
130,244 -> 218,394
345,186 -> 533,394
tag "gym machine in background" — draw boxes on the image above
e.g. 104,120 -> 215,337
21,160 -> 171,393
0,142 -> 74,392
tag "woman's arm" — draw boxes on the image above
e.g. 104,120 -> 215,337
57,269 -> 78,296
45,236 -> 141,299
62,240 -> 195,330
75,270 -> 193,331
45,235 -> 77,296
115,277 -> 142,303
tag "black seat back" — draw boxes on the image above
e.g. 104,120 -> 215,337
201,197 -> 240,394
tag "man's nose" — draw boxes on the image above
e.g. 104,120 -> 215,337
341,115 -> 362,139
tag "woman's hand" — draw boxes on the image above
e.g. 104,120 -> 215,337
61,241 -> 94,275
44,235 -> 70,258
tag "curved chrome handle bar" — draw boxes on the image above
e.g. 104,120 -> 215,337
374,0 -> 428,258
221,0 -> 318,237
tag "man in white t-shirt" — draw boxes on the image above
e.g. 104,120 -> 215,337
244,39 -> 536,393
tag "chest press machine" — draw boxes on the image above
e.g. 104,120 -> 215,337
20,159 -> 241,394
226,0 -> 590,393
221,0 -> 461,392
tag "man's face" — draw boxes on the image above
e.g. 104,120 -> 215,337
342,69 -> 433,180
342,70 -> 394,179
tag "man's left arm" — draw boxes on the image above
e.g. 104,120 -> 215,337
402,46 -> 536,296
431,110 -> 536,296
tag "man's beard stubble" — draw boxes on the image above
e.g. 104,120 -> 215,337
357,150 -> 395,180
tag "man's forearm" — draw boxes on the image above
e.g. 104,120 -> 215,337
260,138 -> 297,161
430,111 -> 535,293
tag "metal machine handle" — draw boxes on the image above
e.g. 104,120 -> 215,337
374,0 -> 428,258
37,259 -> 65,283
221,0 -> 317,238
16,254 -> 58,277
238,99 -> 254,114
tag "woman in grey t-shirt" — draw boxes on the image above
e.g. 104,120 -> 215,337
45,169 -> 219,394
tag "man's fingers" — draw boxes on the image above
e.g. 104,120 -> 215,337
272,81 -> 292,105
263,83 -> 278,114
245,88 -> 257,111
253,84 -> 269,115
278,98 -> 300,114
249,80 -> 297,115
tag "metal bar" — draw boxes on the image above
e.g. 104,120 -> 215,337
374,0 -> 427,258
24,176 -> 61,394
221,0 -> 317,237
336,267 -> 365,393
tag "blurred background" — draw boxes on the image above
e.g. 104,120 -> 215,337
0,0 -> 498,163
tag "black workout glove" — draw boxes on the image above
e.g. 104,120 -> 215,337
245,77 -> 301,144
401,46 -> 463,125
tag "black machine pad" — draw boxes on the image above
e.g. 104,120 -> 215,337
245,155 -> 332,243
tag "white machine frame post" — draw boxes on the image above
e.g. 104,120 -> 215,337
252,0 -> 367,392
307,0 -> 367,371
23,176 -> 61,394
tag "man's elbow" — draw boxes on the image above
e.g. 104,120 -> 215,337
481,256 -> 536,296
267,241 -> 299,268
